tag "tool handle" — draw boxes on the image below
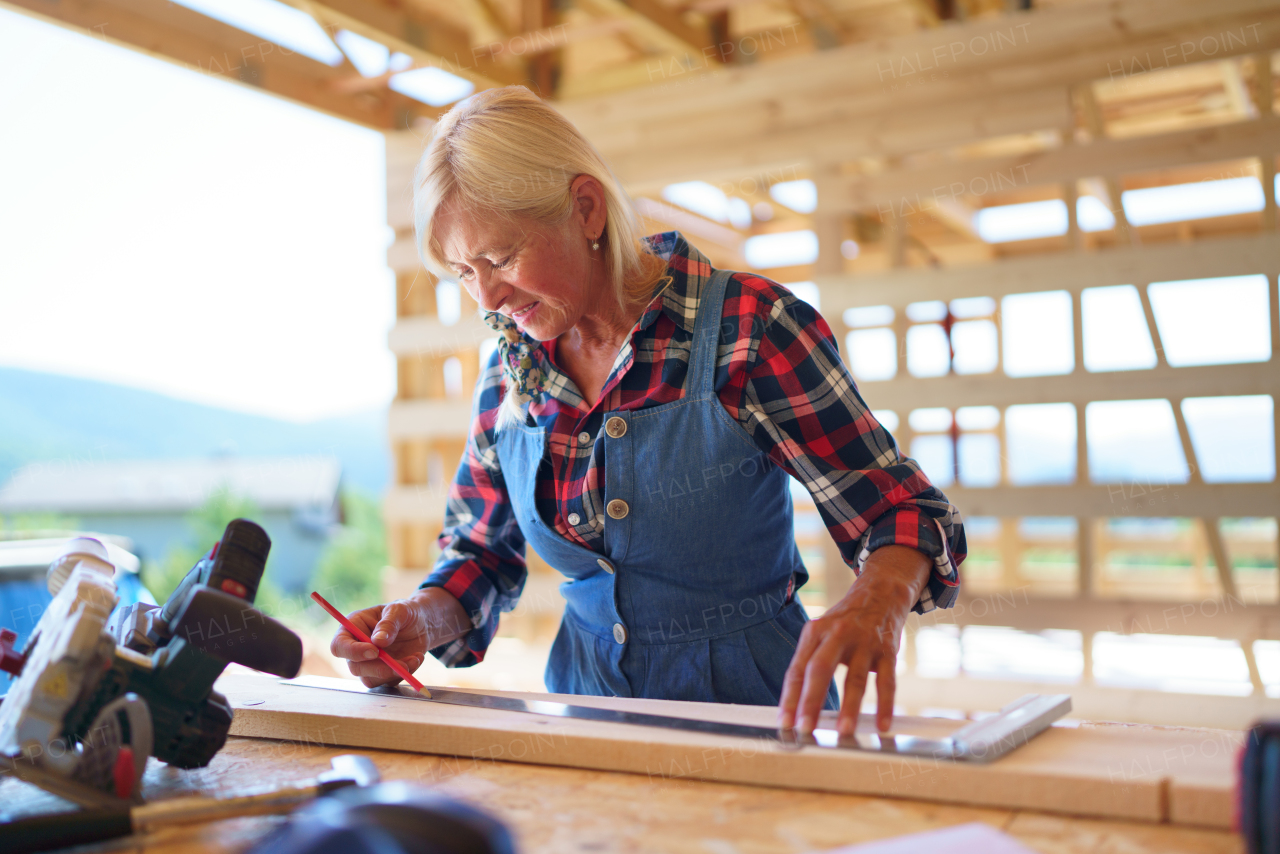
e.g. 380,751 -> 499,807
0,808 -> 133,853
310,592 -> 427,694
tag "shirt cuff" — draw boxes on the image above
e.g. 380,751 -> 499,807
855,512 -> 961,615
420,559 -> 500,667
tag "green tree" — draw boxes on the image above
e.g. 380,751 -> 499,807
141,487 -> 386,628
142,487 -> 274,603
311,489 -> 387,617
0,513 -> 81,535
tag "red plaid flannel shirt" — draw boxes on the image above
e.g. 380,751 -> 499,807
423,232 -> 965,666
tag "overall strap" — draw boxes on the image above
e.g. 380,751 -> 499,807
687,269 -> 733,397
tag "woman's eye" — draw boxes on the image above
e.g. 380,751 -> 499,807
493,256 -> 512,270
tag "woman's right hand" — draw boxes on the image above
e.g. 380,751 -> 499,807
329,588 -> 472,688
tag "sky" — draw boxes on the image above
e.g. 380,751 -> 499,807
0,7 -> 397,422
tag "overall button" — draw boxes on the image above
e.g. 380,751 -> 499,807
612,623 -> 628,644
605,417 -> 627,438
567,513 -> 581,526
596,558 -> 615,575
606,499 -> 629,519
577,431 -> 591,443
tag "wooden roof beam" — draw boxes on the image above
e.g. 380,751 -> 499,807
1251,51 -> 1275,117
624,0 -> 717,56
473,0 -> 516,37
817,115 -> 1280,215
578,0 -> 719,62
521,0 -> 559,97
789,0 -> 854,49
0,0 -> 405,127
279,0 -> 520,88
561,2 -> 1280,130
682,0 -> 762,13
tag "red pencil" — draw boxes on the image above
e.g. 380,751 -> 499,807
311,591 -> 431,697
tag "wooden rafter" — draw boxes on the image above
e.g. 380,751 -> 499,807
472,0 -> 516,37
831,113 -> 1280,217
521,0 -> 558,96
560,4 -> 1280,188
789,0 -> 850,49
577,0 -> 718,62
279,0 -> 520,87
1,0 -> 404,125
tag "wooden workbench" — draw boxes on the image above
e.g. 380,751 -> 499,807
218,673 -> 1239,826
0,731 -> 1242,854
0,672 -> 1249,853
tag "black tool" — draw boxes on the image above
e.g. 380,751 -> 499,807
247,781 -> 517,854
1,754 -> 380,854
1242,720 -> 1280,854
152,517 -> 273,638
66,519 -> 302,769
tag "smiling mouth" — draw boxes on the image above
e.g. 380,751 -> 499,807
511,301 -> 539,320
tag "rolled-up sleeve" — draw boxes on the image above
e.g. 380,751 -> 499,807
724,276 -> 965,614
420,350 -> 528,665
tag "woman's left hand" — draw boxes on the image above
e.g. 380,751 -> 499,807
778,545 -> 932,738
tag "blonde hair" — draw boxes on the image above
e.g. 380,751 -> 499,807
412,85 -> 667,427
414,86 -> 667,308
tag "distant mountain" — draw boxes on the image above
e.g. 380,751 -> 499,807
0,367 -> 389,495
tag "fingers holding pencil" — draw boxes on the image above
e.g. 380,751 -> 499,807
320,595 -> 427,690
323,587 -> 476,691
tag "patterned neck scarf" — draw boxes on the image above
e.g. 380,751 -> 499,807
480,272 -> 674,421
483,310 -> 544,413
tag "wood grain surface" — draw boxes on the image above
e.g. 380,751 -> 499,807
0,733 -> 1244,854
218,672 -> 1241,828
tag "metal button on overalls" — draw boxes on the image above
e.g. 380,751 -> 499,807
494,268 -> 839,709
596,558 -> 615,574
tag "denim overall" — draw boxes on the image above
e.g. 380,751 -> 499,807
495,270 -> 839,708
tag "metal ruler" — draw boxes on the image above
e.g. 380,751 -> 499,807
282,676 -> 1070,763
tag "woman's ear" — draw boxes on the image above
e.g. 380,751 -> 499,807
569,175 -> 608,241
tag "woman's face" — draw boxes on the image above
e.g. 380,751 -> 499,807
434,181 -> 606,342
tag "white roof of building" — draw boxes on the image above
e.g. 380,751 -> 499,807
0,536 -> 141,575
0,456 -> 342,515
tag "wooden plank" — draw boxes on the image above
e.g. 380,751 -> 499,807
611,0 -> 717,58
558,4 -> 1280,181
290,0 -> 519,88
915,594 -> 1280,642
388,315 -> 494,356
557,55 -> 680,100
1170,773 -> 1239,829
309,0 -> 470,62
385,131 -> 421,232
577,0 -> 714,60
387,399 -> 474,439
572,84 -> 1074,189
856,360 -> 1280,410
815,232 -> 1280,305
562,1 -> 1280,127
942,482 -> 1279,520
895,675 -> 1258,755
387,233 -> 427,272
1,734 -> 1240,853
0,0 -> 397,128
837,116 -> 1280,215
218,672 -> 1237,826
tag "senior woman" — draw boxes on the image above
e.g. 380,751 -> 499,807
331,86 -> 966,739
